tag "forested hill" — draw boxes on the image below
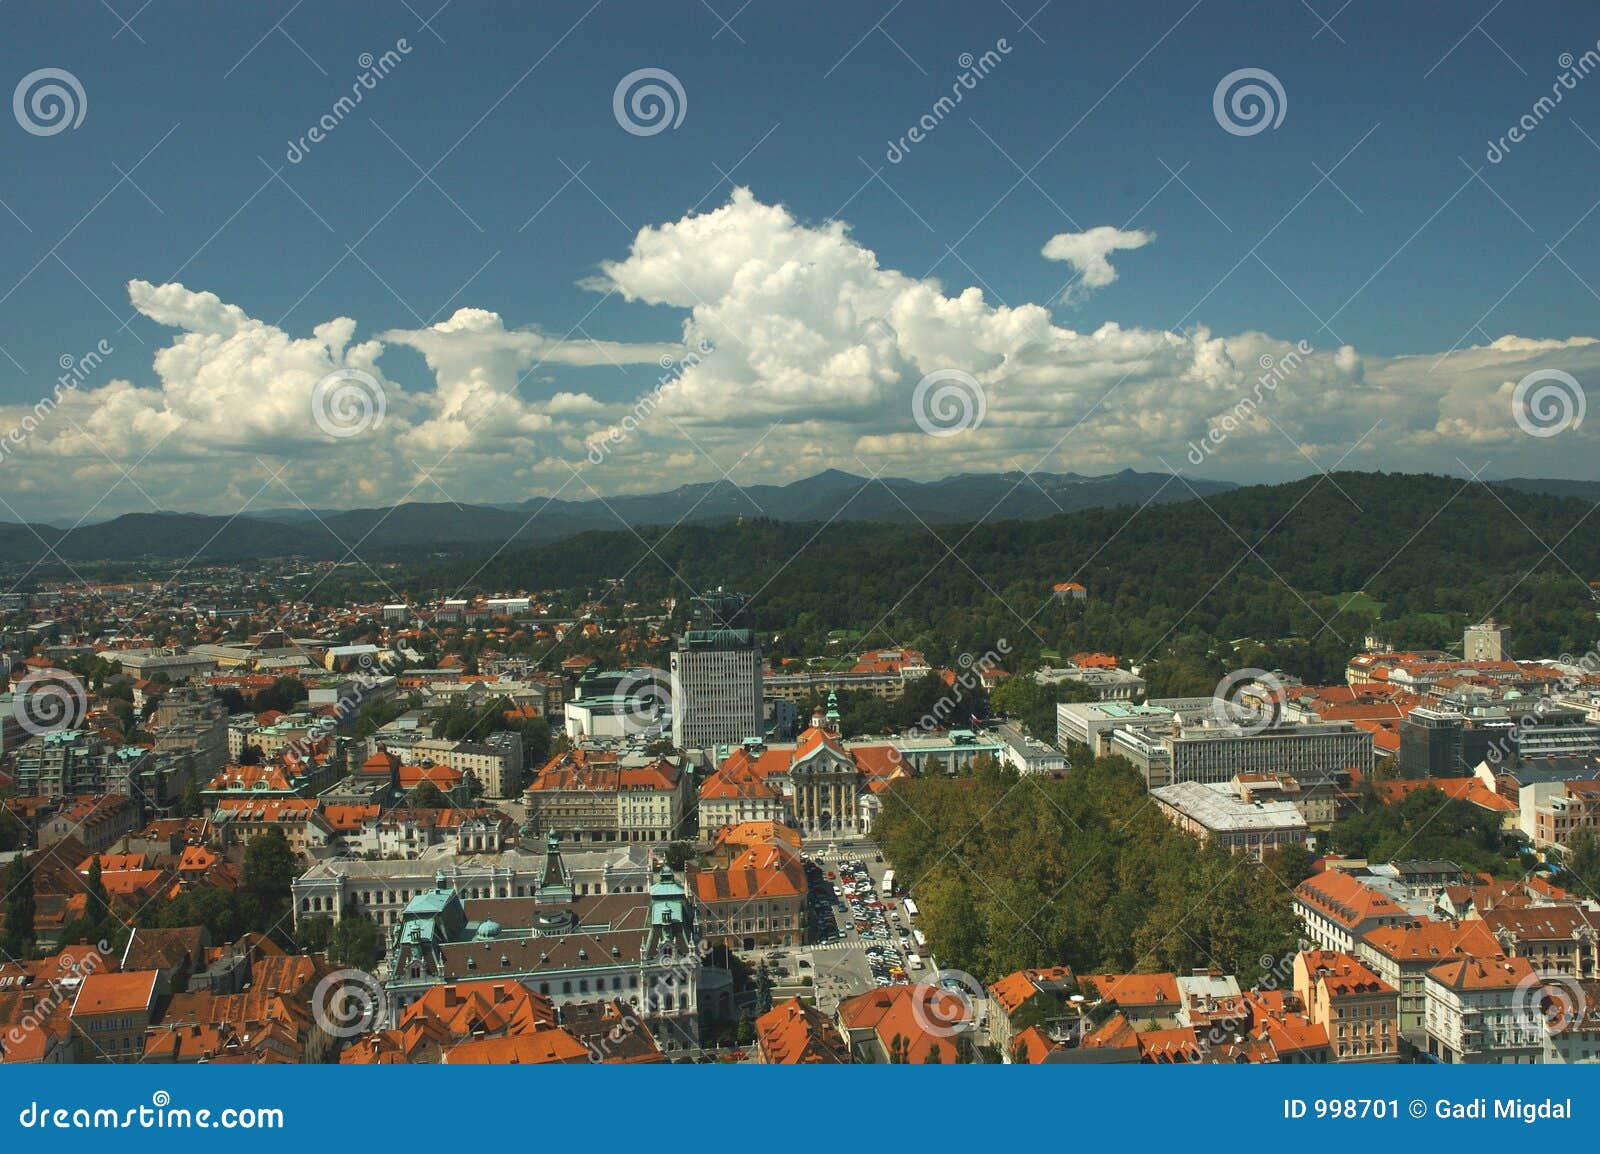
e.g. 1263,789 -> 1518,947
425,472 -> 1600,689
0,468 -> 1229,564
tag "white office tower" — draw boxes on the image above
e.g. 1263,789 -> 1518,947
670,634 -> 762,752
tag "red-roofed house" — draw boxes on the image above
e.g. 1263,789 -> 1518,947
986,965 -> 1076,1054
836,983 -> 973,1064
71,971 -> 159,1063
692,835 -> 806,949
1293,949 -> 1399,1062
755,997 -> 850,1064
1294,870 -> 1414,954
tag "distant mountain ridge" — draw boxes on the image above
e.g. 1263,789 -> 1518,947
0,468 -> 1232,563
1,469 -> 1595,565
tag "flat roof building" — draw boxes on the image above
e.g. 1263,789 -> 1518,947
1150,779 -> 1309,860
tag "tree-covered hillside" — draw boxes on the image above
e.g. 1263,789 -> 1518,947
420,472 -> 1600,693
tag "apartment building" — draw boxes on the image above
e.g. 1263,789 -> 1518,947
521,750 -> 690,845
1423,956 -> 1545,1064
1294,870 -> 1413,954
1292,950 -> 1399,1063
1357,920 -> 1502,1047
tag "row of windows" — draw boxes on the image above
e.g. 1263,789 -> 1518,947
1335,1040 -> 1389,1056
709,917 -> 799,932
299,877 -> 651,914
1333,1003 -> 1387,1018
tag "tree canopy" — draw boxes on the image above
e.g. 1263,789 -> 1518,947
875,756 -> 1301,984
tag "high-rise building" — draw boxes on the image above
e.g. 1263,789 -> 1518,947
671,591 -> 762,751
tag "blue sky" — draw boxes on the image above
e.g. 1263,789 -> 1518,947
1,0 -> 1598,519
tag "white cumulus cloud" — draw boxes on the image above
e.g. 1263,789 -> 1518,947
0,191 -> 1594,522
1041,225 -> 1156,301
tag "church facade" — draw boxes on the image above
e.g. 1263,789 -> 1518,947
704,696 -> 883,838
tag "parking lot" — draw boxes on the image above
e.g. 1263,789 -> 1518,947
796,842 -> 923,1011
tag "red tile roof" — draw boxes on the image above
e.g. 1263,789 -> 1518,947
1295,870 -> 1410,930
71,970 -> 158,1017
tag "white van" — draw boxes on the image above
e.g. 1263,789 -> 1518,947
906,952 -> 924,970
